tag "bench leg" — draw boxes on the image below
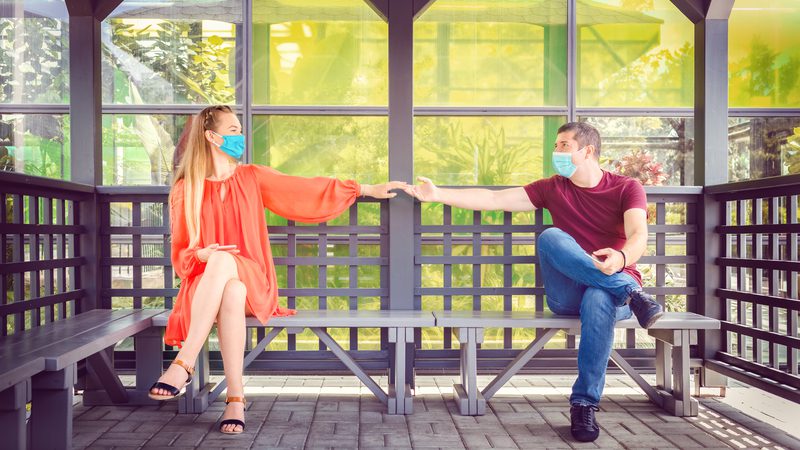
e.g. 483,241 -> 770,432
669,329 -> 697,417
133,326 -> 164,404
31,365 -> 75,450
482,328 -> 559,401
311,327 -> 389,406
655,339 -> 672,392
453,327 -> 485,416
179,339 -> 211,414
0,380 -> 29,450
388,327 -> 414,415
646,329 -> 700,417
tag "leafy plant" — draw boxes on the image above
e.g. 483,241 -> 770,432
612,147 -> 667,186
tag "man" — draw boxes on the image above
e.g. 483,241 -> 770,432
405,122 -> 663,443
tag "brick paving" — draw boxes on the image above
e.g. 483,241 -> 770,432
70,374 -> 800,449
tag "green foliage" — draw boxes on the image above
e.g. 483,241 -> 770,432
786,127 -> 800,174
0,18 -> 68,103
108,20 -> 235,104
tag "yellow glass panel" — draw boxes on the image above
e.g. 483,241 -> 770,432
252,0 -> 388,106
252,115 -> 388,184
414,0 -> 567,107
577,0 -> 693,107
729,0 -> 800,108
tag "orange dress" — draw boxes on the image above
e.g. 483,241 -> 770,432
164,164 -> 360,347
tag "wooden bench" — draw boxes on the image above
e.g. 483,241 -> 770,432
433,310 -> 720,417
0,308 -> 166,450
152,309 -> 435,415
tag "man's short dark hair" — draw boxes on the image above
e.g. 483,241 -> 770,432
557,122 -> 601,158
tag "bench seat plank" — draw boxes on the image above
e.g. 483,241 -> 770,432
0,358 -> 45,392
0,309 -> 164,372
434,310 -> 720,330
153,309 -> 435,328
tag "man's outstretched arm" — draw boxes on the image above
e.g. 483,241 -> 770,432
405,176 -> 536,212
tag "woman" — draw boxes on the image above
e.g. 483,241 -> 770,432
148,105 -> 406,434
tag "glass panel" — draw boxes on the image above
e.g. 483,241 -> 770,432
577,0 -> 693,107
103,0 -> 241,105
0,0 -> 69,103
0,113 -> 69,179
252,115 -> 388,183
414,116 -> 564,185
102,114 -> 191,185
252,0 -> 388,106
414,0 -> 567,107
579,116 -> 695,186
728,117 -> 800,182
729,1 -> 800,108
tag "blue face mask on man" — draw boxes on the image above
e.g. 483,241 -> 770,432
210,131 -> 245,160
551,146 -> 586,178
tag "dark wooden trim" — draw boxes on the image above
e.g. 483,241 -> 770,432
717,289 -> 800,312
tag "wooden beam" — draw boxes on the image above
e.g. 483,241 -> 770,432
670,0 -> 705,23
93,0 -> 123,21
363,0 -> 389,22
413,0 -> 437,20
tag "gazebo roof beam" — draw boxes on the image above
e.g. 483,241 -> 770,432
670,0 -> 734,23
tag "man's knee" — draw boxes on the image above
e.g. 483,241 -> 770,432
537,227 -> 567,253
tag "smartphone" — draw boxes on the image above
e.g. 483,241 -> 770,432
585,252 -> 603,264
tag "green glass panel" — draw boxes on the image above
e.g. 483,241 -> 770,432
414,116 -> 563,185
577,0 -> 693,107
103,1 -> 240,105
729,0 -> 800,108
0,114 -> 70,180
252,115 -> 388,184
578,116 -> 695,186
101,114 -> 190,185
252,0 -> 388,106
0,0 -> 69,103
414,0 -> 567,107
728,117 -> 800,182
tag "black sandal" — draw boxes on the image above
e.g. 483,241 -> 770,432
147,358 -> 194,401
219,396 -> 246,434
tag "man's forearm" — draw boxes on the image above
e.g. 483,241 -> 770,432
437,187 -> 499,211
620,231 -> 647,266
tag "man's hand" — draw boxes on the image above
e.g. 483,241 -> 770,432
591,248 -> 625,275
405,176 -> 440,202
361,181 -> 408,199
196,243 -> 239,262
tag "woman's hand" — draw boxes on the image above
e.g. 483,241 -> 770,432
361,181 -> 409,199
195,243 -> 239,262
404,176 -> 440,203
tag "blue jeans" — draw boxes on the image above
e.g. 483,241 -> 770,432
536,227 -> 640,407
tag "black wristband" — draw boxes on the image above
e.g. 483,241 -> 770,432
616,249 -> 627,273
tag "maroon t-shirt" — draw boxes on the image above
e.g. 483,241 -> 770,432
524,171 -> 647,286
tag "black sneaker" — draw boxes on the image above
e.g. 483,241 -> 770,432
628,289 -> 664,328
570,404 -> 600,442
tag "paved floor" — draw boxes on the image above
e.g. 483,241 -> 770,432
70,374 -> 800,449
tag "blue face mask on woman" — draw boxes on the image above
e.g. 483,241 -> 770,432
551,146 -> 585,178
210,131 -> 245,160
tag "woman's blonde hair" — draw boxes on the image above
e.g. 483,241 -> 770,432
171,105 -> 234,249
